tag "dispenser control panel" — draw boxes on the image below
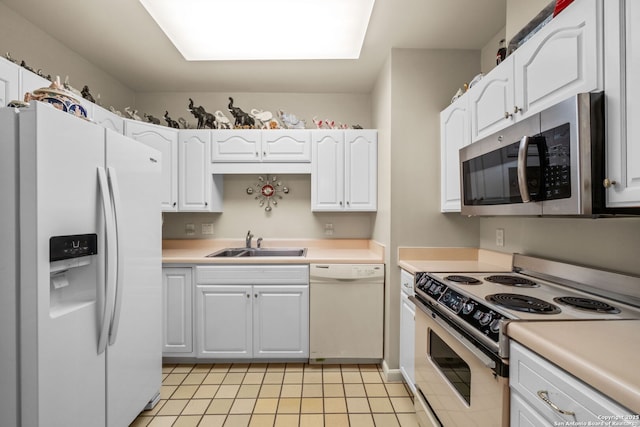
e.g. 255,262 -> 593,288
49,234 -> 98,262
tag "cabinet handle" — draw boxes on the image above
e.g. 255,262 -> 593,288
536,390 -> 575,416
172,202 -> 177,207
263,151 -> 266,156
603,178 -> 617,189
246,293 -> 250,298
346,201 -> 350,205
504,112 -> 513,119
339,201 -> 343,206
254,293 -> 258,298
205,202 -> 208,206
514,106 -> 522,114
255,152 -> 259,157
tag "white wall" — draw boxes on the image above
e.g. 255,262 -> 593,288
506,0 -> 554,44
375,48 -> 482,370
481,27 -> 507,75
0,3 -> 134,110
162,174 -> 376,239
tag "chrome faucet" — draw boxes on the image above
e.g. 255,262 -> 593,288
245,230 -> 254,248
257,237 -> 263,248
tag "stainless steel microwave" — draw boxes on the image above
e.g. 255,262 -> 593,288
459,92 -> 607,216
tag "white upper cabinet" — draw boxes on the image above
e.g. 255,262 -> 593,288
468,0 -> 603,142
604,0 -> 640,209
125,120 -> 179,211
211,129 -> 262,162
19,68 -> 51,97
440,94 -> 471,212
211,129 -> 312,173
311,130 -> 377,212
513,0 -> 602,118
178,130 -> 223,212
469,56 -> 516,142
261,130 -> 311,162
0,57 -> 19,107
92,105 -> 124,134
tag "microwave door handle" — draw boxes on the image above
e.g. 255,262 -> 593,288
517,136 -> 532,202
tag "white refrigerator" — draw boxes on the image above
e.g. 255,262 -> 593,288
0,102 -> 163,426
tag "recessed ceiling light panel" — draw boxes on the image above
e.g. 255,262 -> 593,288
139,0 -> 375,60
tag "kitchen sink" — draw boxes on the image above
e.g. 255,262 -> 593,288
206,248 -> 307,258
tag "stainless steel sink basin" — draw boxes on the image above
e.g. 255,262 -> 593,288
206,247 -> 307,258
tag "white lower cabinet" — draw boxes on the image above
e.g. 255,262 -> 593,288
162,268 -> 193,355
510,341 -> 637,426
195,265 -> 309,360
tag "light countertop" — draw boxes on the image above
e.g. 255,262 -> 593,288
162,239 -> 385,265
507,320 -> 640,414
397,247 -> 513,274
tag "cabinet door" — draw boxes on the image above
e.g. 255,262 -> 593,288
0,57 -> 19,107
253,285 -> 309,359
468,56 -> 515,142
514,0 -> 602,118
311,130 -> 345,211
93,105 -> 124,134
262,130 -> 311,162
604,0 -> 640,208
440,95 -> 470,212
345,130 -> 377,211
196,285 -> 252,358
211,130 -> 261,162
125,121 -> 178,211
162,268 -> 193,354
19,68 -> 51,96
179,130 -> 215,211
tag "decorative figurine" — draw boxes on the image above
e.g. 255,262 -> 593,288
278,110 -> 306,129
124,106 -> 141,121
4,52 -> 17,63
81,85 -> 95,103
144,113 -> 161,125
188,98 -> 216,129
164,111 -> 180,128
250,109 -> 278,129
109,106 -> 123,117
312,117 -> 325,128
496,39 -> 507,65
214,111 -> 232,129
178,117 -> 191,129
23,76 -> 87,119
228,97 -> 255,128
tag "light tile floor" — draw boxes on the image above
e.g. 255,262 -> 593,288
131,363 -> 419,427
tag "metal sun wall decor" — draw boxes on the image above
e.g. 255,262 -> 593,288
246,175 -> 289,212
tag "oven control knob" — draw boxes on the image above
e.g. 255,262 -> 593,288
473,311 -> 483,320
490,319 -> 501,333
479,313 -> 493,325
462,302 -> 475,315
441,292 -> 451,303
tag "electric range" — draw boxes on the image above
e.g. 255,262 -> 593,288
413,253 -> 640,358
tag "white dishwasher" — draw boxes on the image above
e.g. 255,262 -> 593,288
309,264 -> 384,362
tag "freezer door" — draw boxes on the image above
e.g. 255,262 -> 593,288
18,103 -> 107,426
104,129 -> 162,427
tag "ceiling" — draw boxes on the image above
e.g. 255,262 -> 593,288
2,0 -> 506,94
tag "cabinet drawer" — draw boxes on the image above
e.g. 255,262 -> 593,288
196,265 -> 309,285
510,341 -> 635,425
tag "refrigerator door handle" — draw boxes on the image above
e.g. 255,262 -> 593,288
107,167 -> 125,346
97,167 -> 117,355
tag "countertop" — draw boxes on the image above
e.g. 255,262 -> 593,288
397,247 -> 513,273
162,239 -> 385,264
507,320 -> 640,414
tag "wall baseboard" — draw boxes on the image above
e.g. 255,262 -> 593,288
382,360 -> 404,383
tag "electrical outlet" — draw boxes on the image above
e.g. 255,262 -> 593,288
185,223 -> 196,236
324,223 -> 334,236
201,223 -> 214,235
496,228 -> 505,247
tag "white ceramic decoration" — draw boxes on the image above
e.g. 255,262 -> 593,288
214,111 -> 232,129
124,106 -> 142,121
250,109 -> 279,129
24,76 -> 88,119
278,110 -> 306,129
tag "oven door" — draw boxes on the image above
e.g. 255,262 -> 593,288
414,303 -> 509,427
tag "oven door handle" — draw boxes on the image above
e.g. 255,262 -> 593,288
412,297 -> 496,370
